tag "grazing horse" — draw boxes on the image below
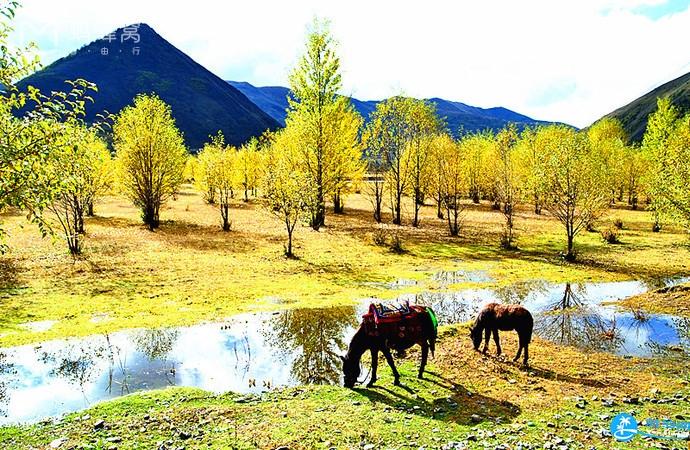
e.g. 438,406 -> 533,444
341,304 -> 437,388
470,303 -> 533,366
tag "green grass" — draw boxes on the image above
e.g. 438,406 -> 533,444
2,325 -> 688,449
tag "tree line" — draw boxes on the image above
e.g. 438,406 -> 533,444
2,9 -> 689,260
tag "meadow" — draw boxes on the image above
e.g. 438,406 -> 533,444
1,185 -> 688,348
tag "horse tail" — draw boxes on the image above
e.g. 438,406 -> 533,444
523,311 -> 534,344
426,307 -> 438,357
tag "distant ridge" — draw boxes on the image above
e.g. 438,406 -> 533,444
17,24 -> 279,149
228,81 -> 563,134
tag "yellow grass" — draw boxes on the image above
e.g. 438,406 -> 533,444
0,185 -> 687,346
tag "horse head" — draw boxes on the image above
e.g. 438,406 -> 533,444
469,324 -> 482,351
340,354 -> 361,388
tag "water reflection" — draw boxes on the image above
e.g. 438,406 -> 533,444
534,283 -> 623,353
0,277 -> 687,425
264,306 -> 358,384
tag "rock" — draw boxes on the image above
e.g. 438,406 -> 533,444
274,447 -> 289,450
466,434 -> 477,441
470,414 -> 481,423
179,431 -> 192,440
94,419 -> 106,430
352,401 -> 361,406
547,422 -> 556,428
106,437 -> 122,443
362,445 -> 375,450
49,438 -> 67,449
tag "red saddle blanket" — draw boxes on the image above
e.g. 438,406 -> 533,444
366,300 -> 412,324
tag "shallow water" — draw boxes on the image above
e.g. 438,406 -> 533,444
0,277 -> 687,425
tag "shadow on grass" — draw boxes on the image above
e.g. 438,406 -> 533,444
355,370 -> 520,426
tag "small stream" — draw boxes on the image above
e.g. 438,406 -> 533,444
0,276 -> 688,425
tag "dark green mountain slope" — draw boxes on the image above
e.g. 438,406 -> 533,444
18,24 -> 279,149
605,70 -> 690,142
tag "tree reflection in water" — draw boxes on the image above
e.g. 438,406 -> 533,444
39,340 -> 110,395
535,283 -> 623,352
411,292 -> 475,325
133,328 -> 179,360
264,306 -> 357,385
647,317 -> 690,357
0,352 -> 15,417
493,280 -> 549,305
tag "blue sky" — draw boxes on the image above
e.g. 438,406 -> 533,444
9,0 -> 690,127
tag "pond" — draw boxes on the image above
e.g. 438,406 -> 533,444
0,277 -> 687,425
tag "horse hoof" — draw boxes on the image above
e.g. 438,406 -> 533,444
417,374 -> 424,380
367,380 -> 377,388
394,379 -> 401,386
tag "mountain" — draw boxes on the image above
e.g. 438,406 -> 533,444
17,24 -> 279,149
605,71 -> 690,142
228,81 -> 557,133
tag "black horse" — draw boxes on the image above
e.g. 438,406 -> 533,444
341,305 -> 437,388
470,303 -> 533,366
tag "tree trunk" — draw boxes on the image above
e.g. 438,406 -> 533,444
565,233 -> 575,261
221,204 -> 230,231
333,191 -> 344,214
144,202 -> 159,231
393,191 -> 402,225
87,201 -> 94,217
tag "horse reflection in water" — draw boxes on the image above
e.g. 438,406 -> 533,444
535,283 -> 623,352
263,306 -> 358,385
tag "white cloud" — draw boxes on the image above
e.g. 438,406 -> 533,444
9,0 -> 690,127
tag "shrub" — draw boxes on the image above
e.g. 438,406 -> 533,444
601,227 -> 620,244
372,226 -> 389,247
613,218 -> 623,229
389,230 -> 405,254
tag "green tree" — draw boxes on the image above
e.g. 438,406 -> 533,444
0,2 -> 95,251
287,20 -> 363,230
642,97 -> 680,231
114,94 -> 187,231
536,126 -> 609,261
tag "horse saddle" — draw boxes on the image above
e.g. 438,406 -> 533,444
368,300 -> 412,324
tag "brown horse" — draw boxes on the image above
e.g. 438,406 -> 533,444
470,303 -> 533,366
341,305 -> 438,388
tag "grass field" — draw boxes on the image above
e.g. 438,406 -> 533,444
0,185 -> 688,347
1,324 -> 688,449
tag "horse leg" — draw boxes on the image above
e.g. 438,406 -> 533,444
523,342 -> 529,367
381,347 -> 401,385
492,328 -> 501,356
368,348 -> 379,387
482,328 -> 490,354
418,341 -> 428,379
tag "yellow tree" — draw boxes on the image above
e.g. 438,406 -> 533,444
237,138 -> 261,202
462,132 -> 493,204
0,1 -> 96,251
536,126 -> 609,261
518,126 -> 548,214
195,133 -> 223,204
263,128 -> 317,257
287,20 -> 363,229
642,97 -> 679,231
493,124 -> 524,249
439,133 -> 468,236
114,94 -> 187,230
199,133 -> 238,231
48,123 -> 113,254
405,101 -> 443,227
587,118 -> 627,203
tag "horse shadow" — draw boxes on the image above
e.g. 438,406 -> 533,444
354,370 -> 520,426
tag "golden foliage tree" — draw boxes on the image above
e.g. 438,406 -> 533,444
114,94 -> 187,230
